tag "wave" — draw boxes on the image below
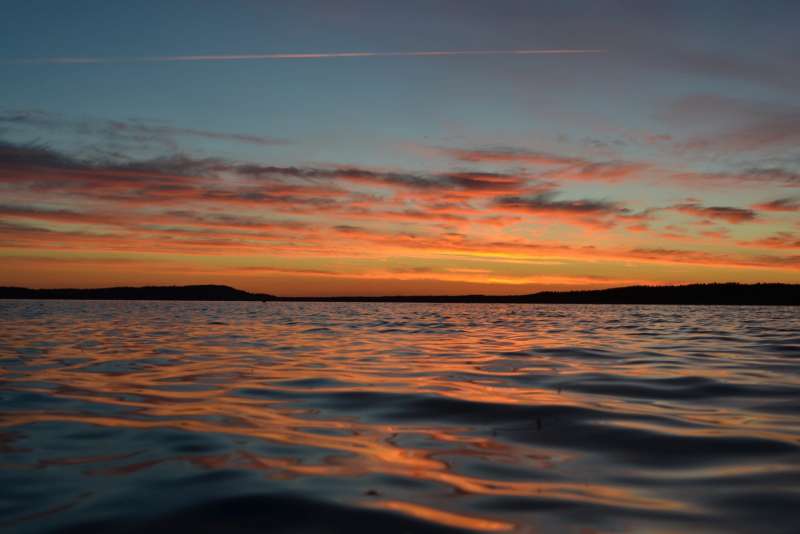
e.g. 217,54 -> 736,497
1,301 -> 799,533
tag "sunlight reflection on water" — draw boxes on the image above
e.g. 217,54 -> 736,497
1,301 -> 799,533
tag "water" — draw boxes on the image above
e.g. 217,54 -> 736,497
1,301 -> 798,534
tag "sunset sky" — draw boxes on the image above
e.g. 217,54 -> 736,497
1,0 -> 798,295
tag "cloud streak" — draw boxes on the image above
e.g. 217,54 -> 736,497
2,49 -> 606,65
2,136 -> 798,284
672,202 -> 758,224
753,198 -> 800,213
668,94 -> 800,153
494,192 -> 651,229
0,111 -> 288,148
432,146 -> 646,183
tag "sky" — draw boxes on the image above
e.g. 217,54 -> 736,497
1,0 -> 799,296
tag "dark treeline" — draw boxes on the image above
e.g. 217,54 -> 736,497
1,283 -> 798,305
280,283 -> 799,305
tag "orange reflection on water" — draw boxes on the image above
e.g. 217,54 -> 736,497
2,301 -> 799,532
369,500 -> 515,532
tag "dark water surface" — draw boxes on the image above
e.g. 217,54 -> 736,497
1,301 -> 798,533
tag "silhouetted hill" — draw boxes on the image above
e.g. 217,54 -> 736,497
0,284 -> 276,301
0,283 -> 797,305
518,283 -> 800,305
277,283 -> 799,305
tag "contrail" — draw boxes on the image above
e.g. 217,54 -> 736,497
2,49 -> 606,65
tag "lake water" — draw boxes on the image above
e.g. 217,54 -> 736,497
1,301 -> 798,533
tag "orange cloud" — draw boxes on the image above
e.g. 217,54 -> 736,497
740,232 -> 800,250
431,147 -> 646,183
2,136 -> 799,295
672,202 -> 758,224
752,198 -> 800,212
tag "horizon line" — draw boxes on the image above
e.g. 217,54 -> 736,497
2,282 -> 797,305
1,48 -> 607,65
3,281 -> 797,294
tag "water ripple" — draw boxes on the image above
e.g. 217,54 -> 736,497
1,301 -> 798,533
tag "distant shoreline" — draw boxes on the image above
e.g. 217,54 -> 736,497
0,283 -> 798,305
